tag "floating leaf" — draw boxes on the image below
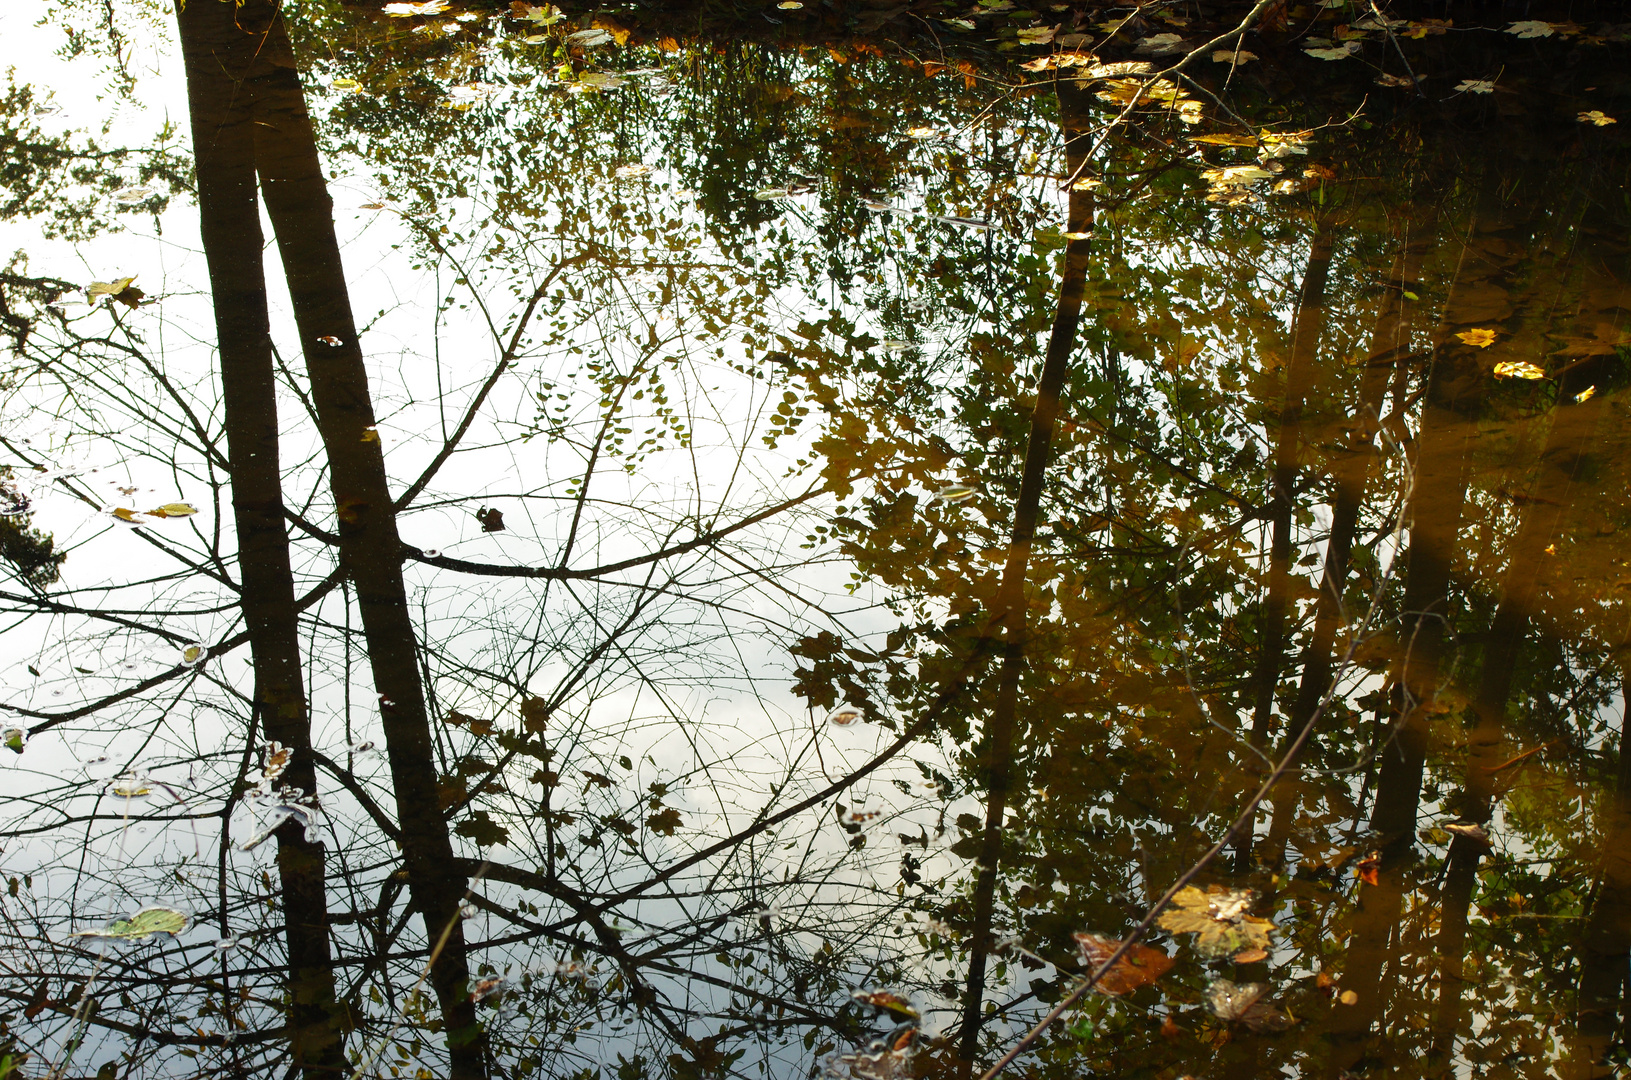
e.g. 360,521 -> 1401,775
1376,72 -> 1423,88
578,72 -> 626,89
1455,79 -> 1495,94
1211,49 -> 1257,63
71,906 -> 189,941
1135,33 -> 1186,54
933,214 -> 992,231
852,989 -> 919,1019
1455,328 -> 1498,348
1081,61 -> 1154,79
1305,42 -> 1360,59
931,483 -> 977,504
1201,165 -> 1272,186
1260,130 -> 1312,156
3,728 -> 22,754
477,507 -> 505,532
1020,52 -> 1098,72
145,503 -> 197,518
108,778 -> 152,798
360,427 -> 380,444
382,0 -> 449,14
1579,111 -> 1617,126
754,187 -> 792,201
1073,932 -> 1175,995
1493,361 -> 1546,380
1403,18 -> 1451,37
615,163 -> 653,178
113,185 -> 157,204
905,126 -> 942,140
826,705 -> 862,726
1339,989 -> 1359,1005
213,934 -> 240,953
1232,947 -> 1269,964
469,976 -> 507,1002
1354,850 -> 1381,885
178,643 -> 207,667
1444,821 -> 1492,846
87,276 -> 136,299
1506,20 -> 1555,38
1191,133 -> 1258,146
942,18 -> 976,30
511,1 -> 563,23
1205,979 -> 1297,1031
1157,885 -> 1273,957
318,335 -> 344,346
566,27 -> 614,46
1016,25 -> 1058,44
1575,386 -> 1598,403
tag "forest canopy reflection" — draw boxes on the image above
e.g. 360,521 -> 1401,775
2,1 -> 1630,1078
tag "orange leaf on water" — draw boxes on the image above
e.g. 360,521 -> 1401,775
1073,932 -> 1175,995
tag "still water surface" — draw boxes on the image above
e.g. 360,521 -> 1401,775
2,1 -> 1630,1077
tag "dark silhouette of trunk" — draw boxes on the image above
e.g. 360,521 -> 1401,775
1325,845 -> 1414,1077
174,5 -> 345,1073
1569,671 -> 1631,1078
954,80 -> 1094,1071
177,2 -> 486,1073
1438,353 -> 1619,1073
1232,223 -> 1334,866
1365,186 -> 1516,848
1261,225 -> 1434,860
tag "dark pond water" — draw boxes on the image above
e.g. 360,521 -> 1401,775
3,1 -> 1631,1077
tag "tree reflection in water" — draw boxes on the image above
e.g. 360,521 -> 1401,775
1,3 -> 1629,1079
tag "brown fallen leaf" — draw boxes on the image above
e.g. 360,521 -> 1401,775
1073,932 -> 1175,994
1232,947 -> 1269,964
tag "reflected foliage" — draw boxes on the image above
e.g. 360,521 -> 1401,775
2,2 -> 1631,1079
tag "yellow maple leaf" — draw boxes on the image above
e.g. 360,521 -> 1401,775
1456,328 -> 1498,348
1157,886 -> 1274,958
